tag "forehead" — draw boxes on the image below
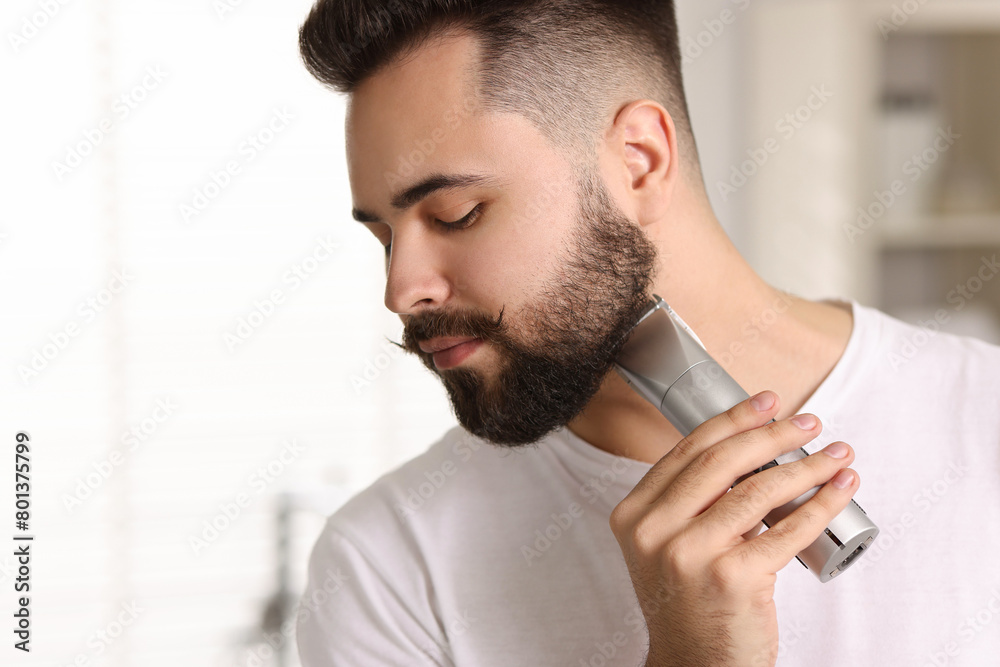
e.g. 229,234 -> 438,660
347,30 -> 480,137
344,33 -> 572,212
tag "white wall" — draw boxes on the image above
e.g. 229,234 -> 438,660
1,1 -> 456,665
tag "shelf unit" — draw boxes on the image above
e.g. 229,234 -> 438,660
744,0 -> 1000,344
870,3 -> 1000,343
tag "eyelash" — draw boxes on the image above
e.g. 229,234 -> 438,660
384,203 -> 484,256
436,202 -> 484,232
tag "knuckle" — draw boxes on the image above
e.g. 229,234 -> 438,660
712,500 -> 748,533
808,486 -> 846,516
731,470 -> 775,501
767,460 -> 799,486
725,397 -> 765,433
728,423 -> 775,452
707,554 -> 743,588
767,520 -> 796,547
747,419 -> 813,458
760,419 -> 791,446
773,504 -> 823,544
692,443 -> 728,474
664,470 -> 697,506
628,516 -> 661,555
670,434 -> 700,461
703,399 -> 757,439
761,518 -> 793,545
662,532 -> 697,574
608,503 -> 629,534
793,506 -> 820,527
722,467 -> 794,527
742,533 -> 784,563
641,464 -> 669,492
722,404 -> 746,430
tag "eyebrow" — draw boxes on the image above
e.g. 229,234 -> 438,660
351,173 -> 497,224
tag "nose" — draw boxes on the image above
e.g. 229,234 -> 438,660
383,225 -> 453,315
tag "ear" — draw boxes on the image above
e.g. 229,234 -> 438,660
604,100 -> 681,224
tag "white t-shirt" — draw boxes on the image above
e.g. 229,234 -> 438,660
296,300 -> 1000,666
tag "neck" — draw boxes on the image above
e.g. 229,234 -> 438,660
567,192 -> 854,464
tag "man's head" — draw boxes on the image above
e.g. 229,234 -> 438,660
299,0 -> 703,446
299,0 -> 700,178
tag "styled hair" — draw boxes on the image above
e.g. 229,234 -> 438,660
298,0 -> 700,176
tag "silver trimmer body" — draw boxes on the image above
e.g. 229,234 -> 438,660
614,294 -> 878,582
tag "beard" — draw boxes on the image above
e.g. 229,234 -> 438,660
397,171 -> 659,447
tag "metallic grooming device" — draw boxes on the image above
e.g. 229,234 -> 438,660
614,294 -> 878,582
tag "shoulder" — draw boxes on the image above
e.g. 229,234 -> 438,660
858,302 -> 1000,385
296,425 -> 542,665
829,301 -> 1000,437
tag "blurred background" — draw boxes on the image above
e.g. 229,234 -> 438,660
1,0 -> 998,665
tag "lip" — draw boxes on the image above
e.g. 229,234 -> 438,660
418,337 -> 480,354
421,337 -> 483,370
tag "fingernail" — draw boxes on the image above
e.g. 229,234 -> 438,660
832,470 -> 854,489
750,391 -> 775,412
823,442 -> 849,459
791,414 -> 818,430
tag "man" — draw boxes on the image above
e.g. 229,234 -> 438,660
294,1 -> 1000,665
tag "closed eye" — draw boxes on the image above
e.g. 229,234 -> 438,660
435,203 -> 483,231
383,203 -> 485,258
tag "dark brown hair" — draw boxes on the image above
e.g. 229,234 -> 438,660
298,0 -> 700,174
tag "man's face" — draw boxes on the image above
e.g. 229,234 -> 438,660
347,34 -> 659,446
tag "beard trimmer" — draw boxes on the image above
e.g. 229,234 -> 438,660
614,294 -> 878,582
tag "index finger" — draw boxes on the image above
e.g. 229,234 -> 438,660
619,391 -> 780,509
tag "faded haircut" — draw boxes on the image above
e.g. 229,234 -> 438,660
298,0 -> 702,180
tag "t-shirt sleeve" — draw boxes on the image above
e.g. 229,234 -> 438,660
295,520 -> 452,667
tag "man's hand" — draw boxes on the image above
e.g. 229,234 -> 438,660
608,390 -> 859,667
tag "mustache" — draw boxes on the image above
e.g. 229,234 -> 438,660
394,305 -> 508,356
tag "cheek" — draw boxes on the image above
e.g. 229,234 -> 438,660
452,199 -> 573,306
